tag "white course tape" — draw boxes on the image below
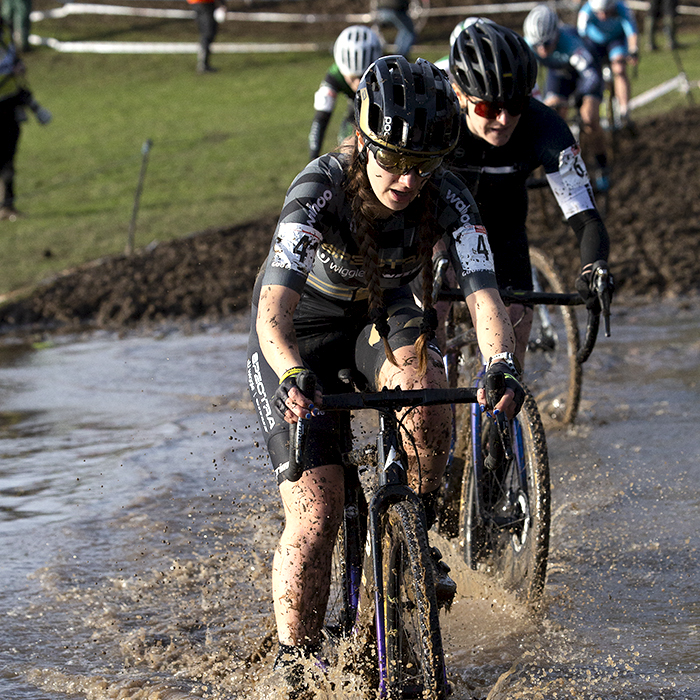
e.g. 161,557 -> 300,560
29,35 -> 325,52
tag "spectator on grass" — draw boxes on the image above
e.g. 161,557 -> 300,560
308,25 -> 383,161
1,0 -> 31,53
1,18 -> 51,221
187,0 -> 227,74
644,0 -> 677,51
374,0 -> 416,57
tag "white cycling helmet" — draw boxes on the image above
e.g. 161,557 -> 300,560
589,0 -> 617,12
333,25 -> 384,78
523,4 -> 560,46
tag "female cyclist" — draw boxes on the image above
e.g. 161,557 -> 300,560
445,17 -> 612,370
246,55 -> 524,697
577,0 -> 639,126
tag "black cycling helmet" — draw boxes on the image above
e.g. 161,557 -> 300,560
449,19 -> 538,103
354,55 -> 461,157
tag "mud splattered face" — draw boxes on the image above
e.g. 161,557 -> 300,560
363,146 -> 430,214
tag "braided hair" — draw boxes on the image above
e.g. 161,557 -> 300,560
342,138 -> 441,377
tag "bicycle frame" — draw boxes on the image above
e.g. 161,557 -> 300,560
298,387 -> 478,699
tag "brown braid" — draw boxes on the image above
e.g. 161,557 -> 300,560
344,141 -> 398,367
414,180 -> 441,377
343,137 -> 441,376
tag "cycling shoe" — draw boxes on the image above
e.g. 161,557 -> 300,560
274,643 -> 328,700
430,546 -> 457,609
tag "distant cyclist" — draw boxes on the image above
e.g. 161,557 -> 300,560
307,25 -> 383,161
524,4 -> 611,192
577,0 -> 639,126
445,18 -> 613,370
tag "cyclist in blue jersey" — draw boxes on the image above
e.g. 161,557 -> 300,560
578,0 -> 639,125
445,19 -> 613,371
247,55 -> 524,697
307,25 -> 383,161
524,4 -> 610,191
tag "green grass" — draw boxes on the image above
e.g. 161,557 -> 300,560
2,17 -> 699,297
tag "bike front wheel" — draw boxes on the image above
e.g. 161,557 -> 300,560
381,501 -> 448,700
460,387 -> 551,607
527,246 -> 582,425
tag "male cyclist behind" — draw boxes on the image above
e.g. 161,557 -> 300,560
578,0 -> 639,128
445,18 -> 613,371
523,4 -> 610,192
307,25 -> 383,161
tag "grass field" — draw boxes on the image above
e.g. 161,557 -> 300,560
3,11 -> 700,297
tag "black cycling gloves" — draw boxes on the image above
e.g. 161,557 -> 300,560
482,358 -> 525,417
273,367 -> 319,419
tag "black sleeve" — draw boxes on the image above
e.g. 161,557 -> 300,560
308,110 -> 332,161
568,209 -> 610,268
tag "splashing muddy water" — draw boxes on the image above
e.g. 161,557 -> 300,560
1,300 -> 698,699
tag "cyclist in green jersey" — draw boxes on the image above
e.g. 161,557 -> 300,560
307,25 -> 383,161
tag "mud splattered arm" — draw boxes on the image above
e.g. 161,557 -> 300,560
256,284 -> 303,380
466,287 -> 515,361
256,284 -> 320,422
466,287 -> 520,418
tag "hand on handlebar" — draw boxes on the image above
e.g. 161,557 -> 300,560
273,367 -> 323,424
576,260 -> 614,337
477,361 -> 525,421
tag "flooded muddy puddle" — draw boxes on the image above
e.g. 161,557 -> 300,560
1,300 -> 698,699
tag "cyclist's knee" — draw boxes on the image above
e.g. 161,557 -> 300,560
611,58 -> 626,75
279,465 -> 344,532
510,304 -> 533,367
378,345 -> 446,389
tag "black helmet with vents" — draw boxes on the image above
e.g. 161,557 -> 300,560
355,55 -> 461,156
449,19 -> 538,103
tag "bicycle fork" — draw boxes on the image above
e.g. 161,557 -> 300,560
529,265 -> 558,353
470,403 -> 529,535
346,410 -> 428,697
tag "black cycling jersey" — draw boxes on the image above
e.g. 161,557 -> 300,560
261,151 -> 497,303
247,151 -> 498,480
308,63 -> 357,161
446,97 -> 609,290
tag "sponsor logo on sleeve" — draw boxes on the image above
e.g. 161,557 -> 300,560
305,189 -> 333,227
445,189 -> 473,225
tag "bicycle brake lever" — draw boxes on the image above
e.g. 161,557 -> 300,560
432,254 -> 449,305
285,372 -> 317,483
593,265 -> 612,337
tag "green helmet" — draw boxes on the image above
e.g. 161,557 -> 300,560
354,55 -> 461,157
